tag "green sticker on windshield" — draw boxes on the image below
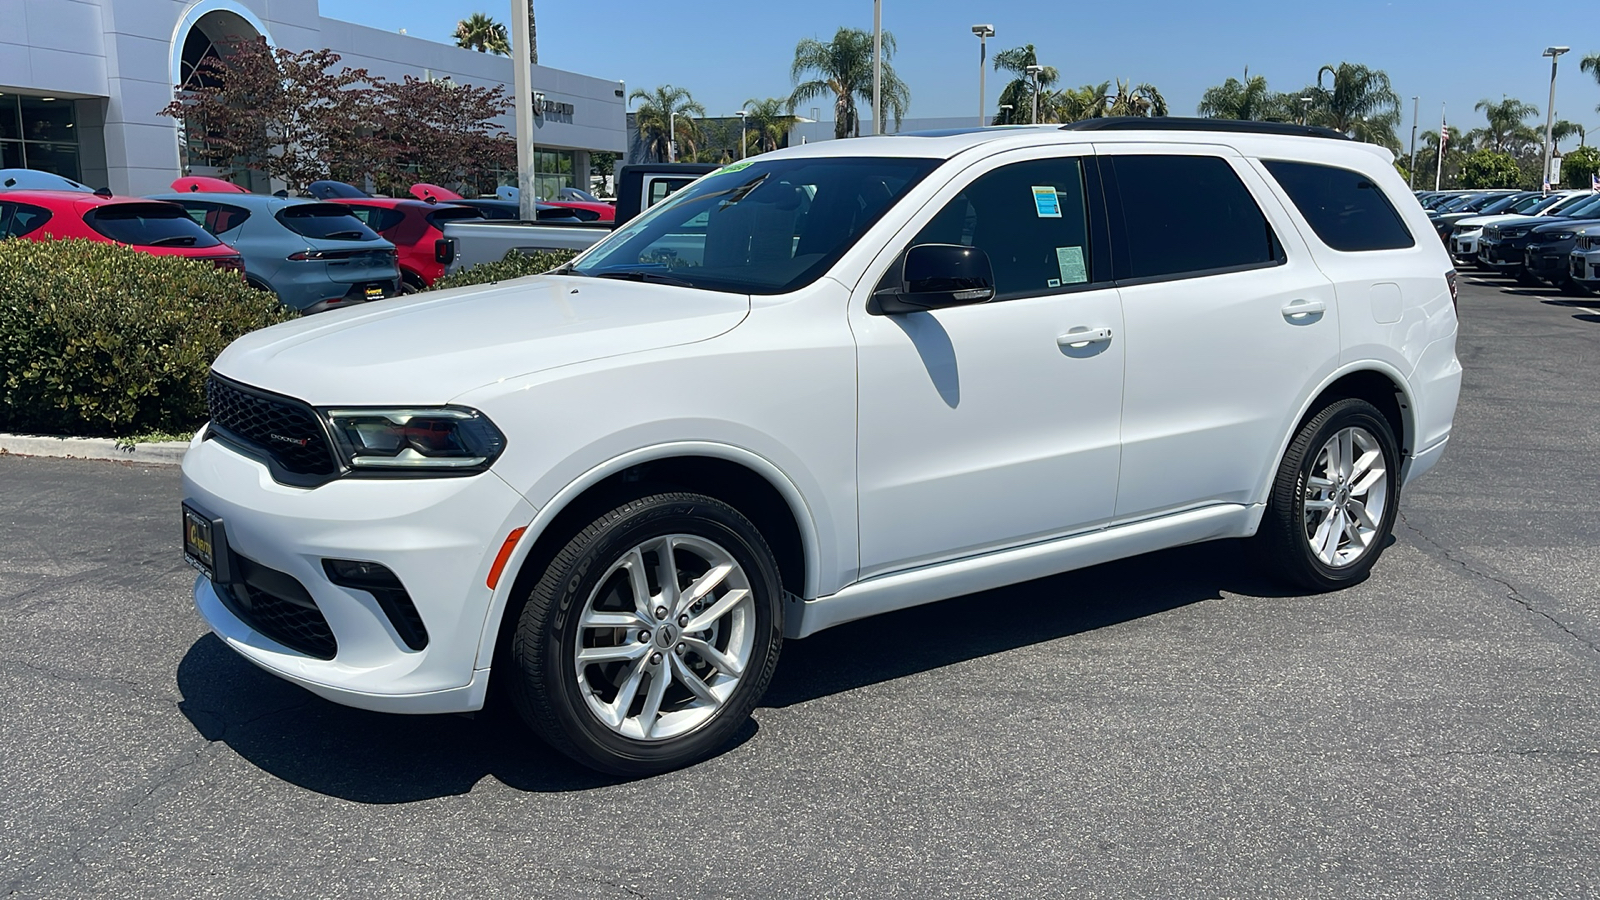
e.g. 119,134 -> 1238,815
715,159 -> 756,176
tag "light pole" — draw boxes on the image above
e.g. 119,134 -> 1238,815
999,103 -> 1013,125
971,24 -> 994,127
1025,64 -> 1043,124
1408,95 -> 1419,189
736,109 -> 748,159
871,0 -> 882,135
510,0 -> 536,219
1542,46 -> 1570,192
668,107 -> 677,161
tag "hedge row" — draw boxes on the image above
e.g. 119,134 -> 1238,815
0,240 -> 292,437
428,249 -> 578,291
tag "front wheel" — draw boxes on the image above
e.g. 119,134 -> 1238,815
1258,398 -> 1401,591
508,492 -> 784,776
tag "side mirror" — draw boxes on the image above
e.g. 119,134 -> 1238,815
872,243 -> 995,315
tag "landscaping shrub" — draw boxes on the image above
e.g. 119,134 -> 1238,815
428,249 -> 578,292
0,239 -> 293,437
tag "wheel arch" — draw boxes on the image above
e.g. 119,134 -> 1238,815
473,442 -> 820,673
1262,363 -> 1415,510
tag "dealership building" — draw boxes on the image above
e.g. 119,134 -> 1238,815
0,0 -> 626,196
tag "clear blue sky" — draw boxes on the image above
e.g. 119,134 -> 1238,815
321,0 -> 1600,146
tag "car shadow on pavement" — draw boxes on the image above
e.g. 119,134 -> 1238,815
175,538 -> 1303,801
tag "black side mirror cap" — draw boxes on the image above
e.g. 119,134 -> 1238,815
871,243 -> 995,315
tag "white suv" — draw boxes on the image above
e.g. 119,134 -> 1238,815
181,120 -> 1462,775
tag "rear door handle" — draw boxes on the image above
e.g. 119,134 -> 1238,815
1057,327 -> 1113,347
1281,298 -> 1326,320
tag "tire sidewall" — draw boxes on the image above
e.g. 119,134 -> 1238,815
523,494 -> 783,774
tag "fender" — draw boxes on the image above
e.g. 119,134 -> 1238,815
1253,359 -> 1418,511
471,440 -> 823,670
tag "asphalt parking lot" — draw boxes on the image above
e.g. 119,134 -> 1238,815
2,273 -> 1598,899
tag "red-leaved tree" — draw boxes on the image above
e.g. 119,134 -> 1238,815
374,75 -> 514,196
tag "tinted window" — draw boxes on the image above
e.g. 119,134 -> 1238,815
345,206 -> 405,233
1109,155 -> 1282,278
275,203 -> 379,241
1,201 -> 53,238
424,206 -> 483,230
574,156 -> 939,295
646,177 -> 698,208
84,204 -> 222,247
1264,160 -> 1415,252
910,156 -> 1094,298
177,200 -> 251,235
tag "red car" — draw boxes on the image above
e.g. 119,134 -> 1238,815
0,189 -> 245,272
305,183 -> 482,290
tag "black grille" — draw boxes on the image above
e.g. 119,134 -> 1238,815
207,374 -> 338,481
221,555 -> 338,659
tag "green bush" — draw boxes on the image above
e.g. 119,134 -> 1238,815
1562,144 -> 1600,189
429,249 -> 578,292
0,239 -> 293,437
1458,149 -> 1523,189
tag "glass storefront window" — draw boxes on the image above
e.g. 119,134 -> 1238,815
0,94 -> 81,181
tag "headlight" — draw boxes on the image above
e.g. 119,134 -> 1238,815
1550,232 -> 1576,241
323,407 -> 506,473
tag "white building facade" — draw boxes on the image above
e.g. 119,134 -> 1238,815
0,0 -> 625,196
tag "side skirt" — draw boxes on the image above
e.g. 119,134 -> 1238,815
785,503 -> 1256,639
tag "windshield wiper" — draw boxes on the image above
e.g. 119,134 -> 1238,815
149,235 -> 198,246
593,269 -> 695,288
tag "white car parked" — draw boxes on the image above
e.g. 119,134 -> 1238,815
182,120 -> 1462,774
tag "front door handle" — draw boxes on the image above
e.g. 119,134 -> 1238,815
1281,298 -> 1327,320
1058,327 -> 1113,348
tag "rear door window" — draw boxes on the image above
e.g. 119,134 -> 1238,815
2,201 -> 53,237
1263,160 -> 1415,252
84,204 -> 222,247
1107,154 -> 1283,280
908,156 -> 1096,298
275,203 -> 380,241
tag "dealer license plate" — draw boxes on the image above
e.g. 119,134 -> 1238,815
182,504 -> 216,579
365,284 -> 387,300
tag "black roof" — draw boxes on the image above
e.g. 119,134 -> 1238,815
1060,117 -> 1352,140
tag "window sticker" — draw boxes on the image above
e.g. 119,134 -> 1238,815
1047,278 -> 1062,288
1056,246 -> 1087,284
1031,185 -> 1061,218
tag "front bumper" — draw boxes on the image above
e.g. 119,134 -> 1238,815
1477,239 -> 1527,268
1451,235 -> 1479,260
1572,251 -> 1600,284
1525,248 -> 1570,280
182,432 -> 536,714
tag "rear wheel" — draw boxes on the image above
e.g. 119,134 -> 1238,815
1259,398 -> 1401,591
508,492 -> 784,776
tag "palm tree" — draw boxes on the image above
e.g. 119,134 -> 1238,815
1197,73 -> 1293,121
1107,79 -> 1167,117
1582,54 -> 1600,111
1306,62 -> 1402,149
1553,119 -> 1586,148
1040,83 -> 1105,124
789,27 -> 910,139
991,45 -> 1058,124
630,85 -> 705,162
1470,96 -> 1539,154
742,97 -> 794,154
454,12 -> 509,56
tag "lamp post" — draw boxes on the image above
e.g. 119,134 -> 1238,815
1025,64 -> 1043,124
1408,95 -> 1419,189
999,103 -> 1013,125
1542,46 -> 1570,192
736,109 -> 748,159
669,107 -> 676,161
972,24 -> 994,126
871,0 -> 882,135
510,0 -> 536,219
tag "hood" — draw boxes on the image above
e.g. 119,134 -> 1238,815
212,275 -> 749,406
1454,212 -> 1541,230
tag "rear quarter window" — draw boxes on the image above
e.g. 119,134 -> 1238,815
1,201 -> 53,238
1263,160 -> 1416,252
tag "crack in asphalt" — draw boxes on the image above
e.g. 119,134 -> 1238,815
1398,510 -> 1600,657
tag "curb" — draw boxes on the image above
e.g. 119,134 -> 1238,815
0,433 -> 189,466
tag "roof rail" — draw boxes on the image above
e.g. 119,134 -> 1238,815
1060,117 -> 1352,141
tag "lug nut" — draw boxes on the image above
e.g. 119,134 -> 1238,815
650,652 -> 663,665
675,643 -> 686,656
638,630 -> 651,643
677,613 -> 689,627
655,606 -> 668,620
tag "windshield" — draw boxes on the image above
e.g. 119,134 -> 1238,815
85,204 -> 222,247
276,203 -> 380,241
1556,194 -> 1600,217
1543,194 -> 1590,214
1478,194 -> 1531,215
572,156 -> 940,294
